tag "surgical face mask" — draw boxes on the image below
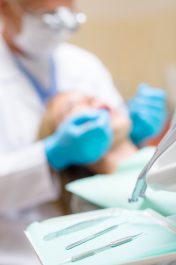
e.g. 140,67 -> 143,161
14,7 -> 87,58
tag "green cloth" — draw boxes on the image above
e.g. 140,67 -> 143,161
66,147 -> 176,216
25,209 -> 176,265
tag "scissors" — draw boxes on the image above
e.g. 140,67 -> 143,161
129,120 -> 176,203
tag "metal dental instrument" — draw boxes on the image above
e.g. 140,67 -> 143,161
60,233 -> 143,264
129,122 -> 176,203
43,214 -> 119,241
66,223 -> 126,250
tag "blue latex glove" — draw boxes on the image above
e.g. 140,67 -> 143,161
44,109 -> 113,170
129,83 -> 168,145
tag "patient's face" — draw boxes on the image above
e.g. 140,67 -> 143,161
47,92 -> 125,145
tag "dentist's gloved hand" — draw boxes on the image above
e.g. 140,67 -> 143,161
129,83 -> 167,145
44,109 -> 113,170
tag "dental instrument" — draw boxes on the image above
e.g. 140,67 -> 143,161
60,233 -> 143,264
44,214 -> 119,241
66,223 -> 125,250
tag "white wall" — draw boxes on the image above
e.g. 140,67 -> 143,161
70,0 -> 176,98
77,0 -> 176,21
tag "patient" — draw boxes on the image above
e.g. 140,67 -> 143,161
38,92 -> 137,174
38,92 -> 137,213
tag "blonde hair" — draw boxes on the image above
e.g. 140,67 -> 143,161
37,107 -> 94,214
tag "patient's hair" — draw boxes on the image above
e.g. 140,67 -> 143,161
37,109 -> 95,179
37,99 -> 96,214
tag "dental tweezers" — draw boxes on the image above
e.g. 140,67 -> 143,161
60,233 -> 142,264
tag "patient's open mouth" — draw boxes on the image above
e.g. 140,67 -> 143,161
99,105 -> 111,112
99,105 -> 117,118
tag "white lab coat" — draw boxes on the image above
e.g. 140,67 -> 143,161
0,37 -> 126,263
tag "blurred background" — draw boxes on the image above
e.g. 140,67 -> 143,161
70,0 -> 176,109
